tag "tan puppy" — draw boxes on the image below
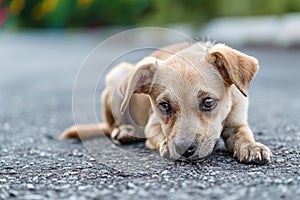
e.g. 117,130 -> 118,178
60,42 -> 272,164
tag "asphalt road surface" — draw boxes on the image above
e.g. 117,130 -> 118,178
1,31 -> 300,200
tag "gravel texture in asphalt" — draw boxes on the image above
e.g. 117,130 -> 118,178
1,32 -> 300,200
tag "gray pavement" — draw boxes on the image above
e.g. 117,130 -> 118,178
1,31 -> 300,200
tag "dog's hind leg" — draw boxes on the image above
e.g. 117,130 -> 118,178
59,123 -> 110,140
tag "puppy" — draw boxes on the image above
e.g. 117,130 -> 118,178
60,42 -> 272,164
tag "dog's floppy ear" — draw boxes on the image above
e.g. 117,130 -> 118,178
119,61 -> 157,114
209,44 -> 259,97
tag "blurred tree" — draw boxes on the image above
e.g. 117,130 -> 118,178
140,0 -> 220,26
3,0 -> 300,29
140,0 -> 300,26
6,0 -> 151,28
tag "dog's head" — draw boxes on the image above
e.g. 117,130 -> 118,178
119,43 -> 259,162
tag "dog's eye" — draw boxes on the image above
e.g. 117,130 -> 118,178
158,101 -> 173,115
200,97 -> 218,111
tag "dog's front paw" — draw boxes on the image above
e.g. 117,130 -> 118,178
111,125 -> 141,145
234,142 -> 272,164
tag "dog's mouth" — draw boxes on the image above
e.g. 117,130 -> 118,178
161,143 -> 211,163
176,155 -> 208,163
168,151 -> 209,163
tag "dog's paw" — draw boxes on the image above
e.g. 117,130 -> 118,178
111,125 -> 141,145
59,126 -> 80,140
234,142 -> 272,164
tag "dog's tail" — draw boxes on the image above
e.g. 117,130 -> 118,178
59,123 -> 110,140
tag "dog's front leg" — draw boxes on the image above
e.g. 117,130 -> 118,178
144,114 -> 169,158
222,125 -> 272,164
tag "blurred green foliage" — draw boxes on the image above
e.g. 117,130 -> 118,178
141,0 -> 300,26
5,0 -> 151,28
2,0 -> 300,29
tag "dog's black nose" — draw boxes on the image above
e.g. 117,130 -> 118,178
175,140 -> 198,158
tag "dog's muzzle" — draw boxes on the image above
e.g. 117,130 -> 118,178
174,139 -> 198,158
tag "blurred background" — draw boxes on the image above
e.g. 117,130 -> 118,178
1,0 -> 300,46
1,0 -> 300,29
